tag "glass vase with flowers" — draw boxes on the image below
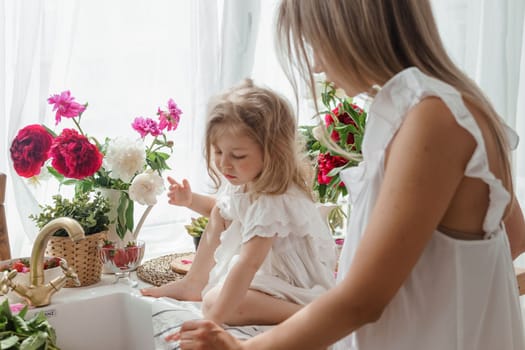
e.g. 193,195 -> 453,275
10,91 -> 183,249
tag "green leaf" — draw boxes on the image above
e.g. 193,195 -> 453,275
61,179 -> 78,186
46,167 -> 64,182
326,164 -> 348,177
41,125 -> 58,138
12,315 -> 30,334
0,300 -> 12,319
20,331 -> 47,350
0,301 -> 59,350
0,335 -> 19,349
125,199 -> 134,233
147,152 -> 171,171
17,306 -> 28,320
0,318 -> 7,332
115,192 -> 134,240
29,192 -> 110,236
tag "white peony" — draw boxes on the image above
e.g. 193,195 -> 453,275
129,171 -> 165,206
104,137 -> 146,182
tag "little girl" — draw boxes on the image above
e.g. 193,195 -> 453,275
141,79 -> 336,326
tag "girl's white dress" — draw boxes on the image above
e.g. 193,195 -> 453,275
202,183 -> 337,304
335,67 -> 525,350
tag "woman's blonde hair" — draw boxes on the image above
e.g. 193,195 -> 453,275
204,79 -> 313,198
275,0 -> 514,200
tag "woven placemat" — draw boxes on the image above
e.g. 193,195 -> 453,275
137,252 -> 194,286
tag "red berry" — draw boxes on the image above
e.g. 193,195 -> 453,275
125,246 -> 139,264
112,249 -> 128,269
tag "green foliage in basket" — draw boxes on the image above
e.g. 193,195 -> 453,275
0,299 -> 60,349
30,192 -> 110,237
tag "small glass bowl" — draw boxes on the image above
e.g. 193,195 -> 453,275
97,241 -> 145,287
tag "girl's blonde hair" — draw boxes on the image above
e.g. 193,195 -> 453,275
275,0 -> 514,201
204,79 -> 313,198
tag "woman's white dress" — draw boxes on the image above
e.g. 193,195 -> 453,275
202,183 -> 337,304
335,67 -> 525,350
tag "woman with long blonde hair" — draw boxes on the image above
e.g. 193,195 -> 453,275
170,1 -> 525,349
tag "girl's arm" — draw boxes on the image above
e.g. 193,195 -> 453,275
236,98 -> 477,349
166,176 -> 215,217
203,235 -> 275,325
505,198 -> 525,259
188,192 -> 216,217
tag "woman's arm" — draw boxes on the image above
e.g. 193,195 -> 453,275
505,198 -> 525,259
203,235 -> 275,325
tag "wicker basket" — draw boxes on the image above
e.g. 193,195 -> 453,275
45,231 -> 107,287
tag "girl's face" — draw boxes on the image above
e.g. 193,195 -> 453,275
212,129 -> 264,190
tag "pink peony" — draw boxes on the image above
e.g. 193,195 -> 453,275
158,98 -> 182,131
47,90 -> 86,124
132,117 -> 162,138
49,129 -> 103,179
10,124 -> 54,178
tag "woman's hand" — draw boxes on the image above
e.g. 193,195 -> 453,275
165,320 -> 244,350
167,176 -> 192,207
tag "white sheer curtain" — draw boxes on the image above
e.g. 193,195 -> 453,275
431,0 -> 525,265
2,1 -> 524,261
1,0 -> 73,256
0,0 -> 263,258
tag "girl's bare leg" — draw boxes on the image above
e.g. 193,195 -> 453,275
202,287 -> 303,326
140,209 -> 224,300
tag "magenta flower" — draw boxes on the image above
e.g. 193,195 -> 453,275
158,98 -> 182,131
9,303 -> 26,314
132,117 -> 162,138
47,91 -> 86,125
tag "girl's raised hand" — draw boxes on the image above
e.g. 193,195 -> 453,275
165,320 -> 243,350
167,176 -> 192,207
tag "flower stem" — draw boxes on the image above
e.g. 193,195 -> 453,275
147,136 -> 158,153
72,117 -> 86,136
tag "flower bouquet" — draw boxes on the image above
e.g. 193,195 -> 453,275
300,82 -> 367,233
10,91 -> 183,245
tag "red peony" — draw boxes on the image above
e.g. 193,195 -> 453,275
325,104 -> 360,145
10,124 -> 54,178
49,129 -> 103,179
317,152 -> 349,186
